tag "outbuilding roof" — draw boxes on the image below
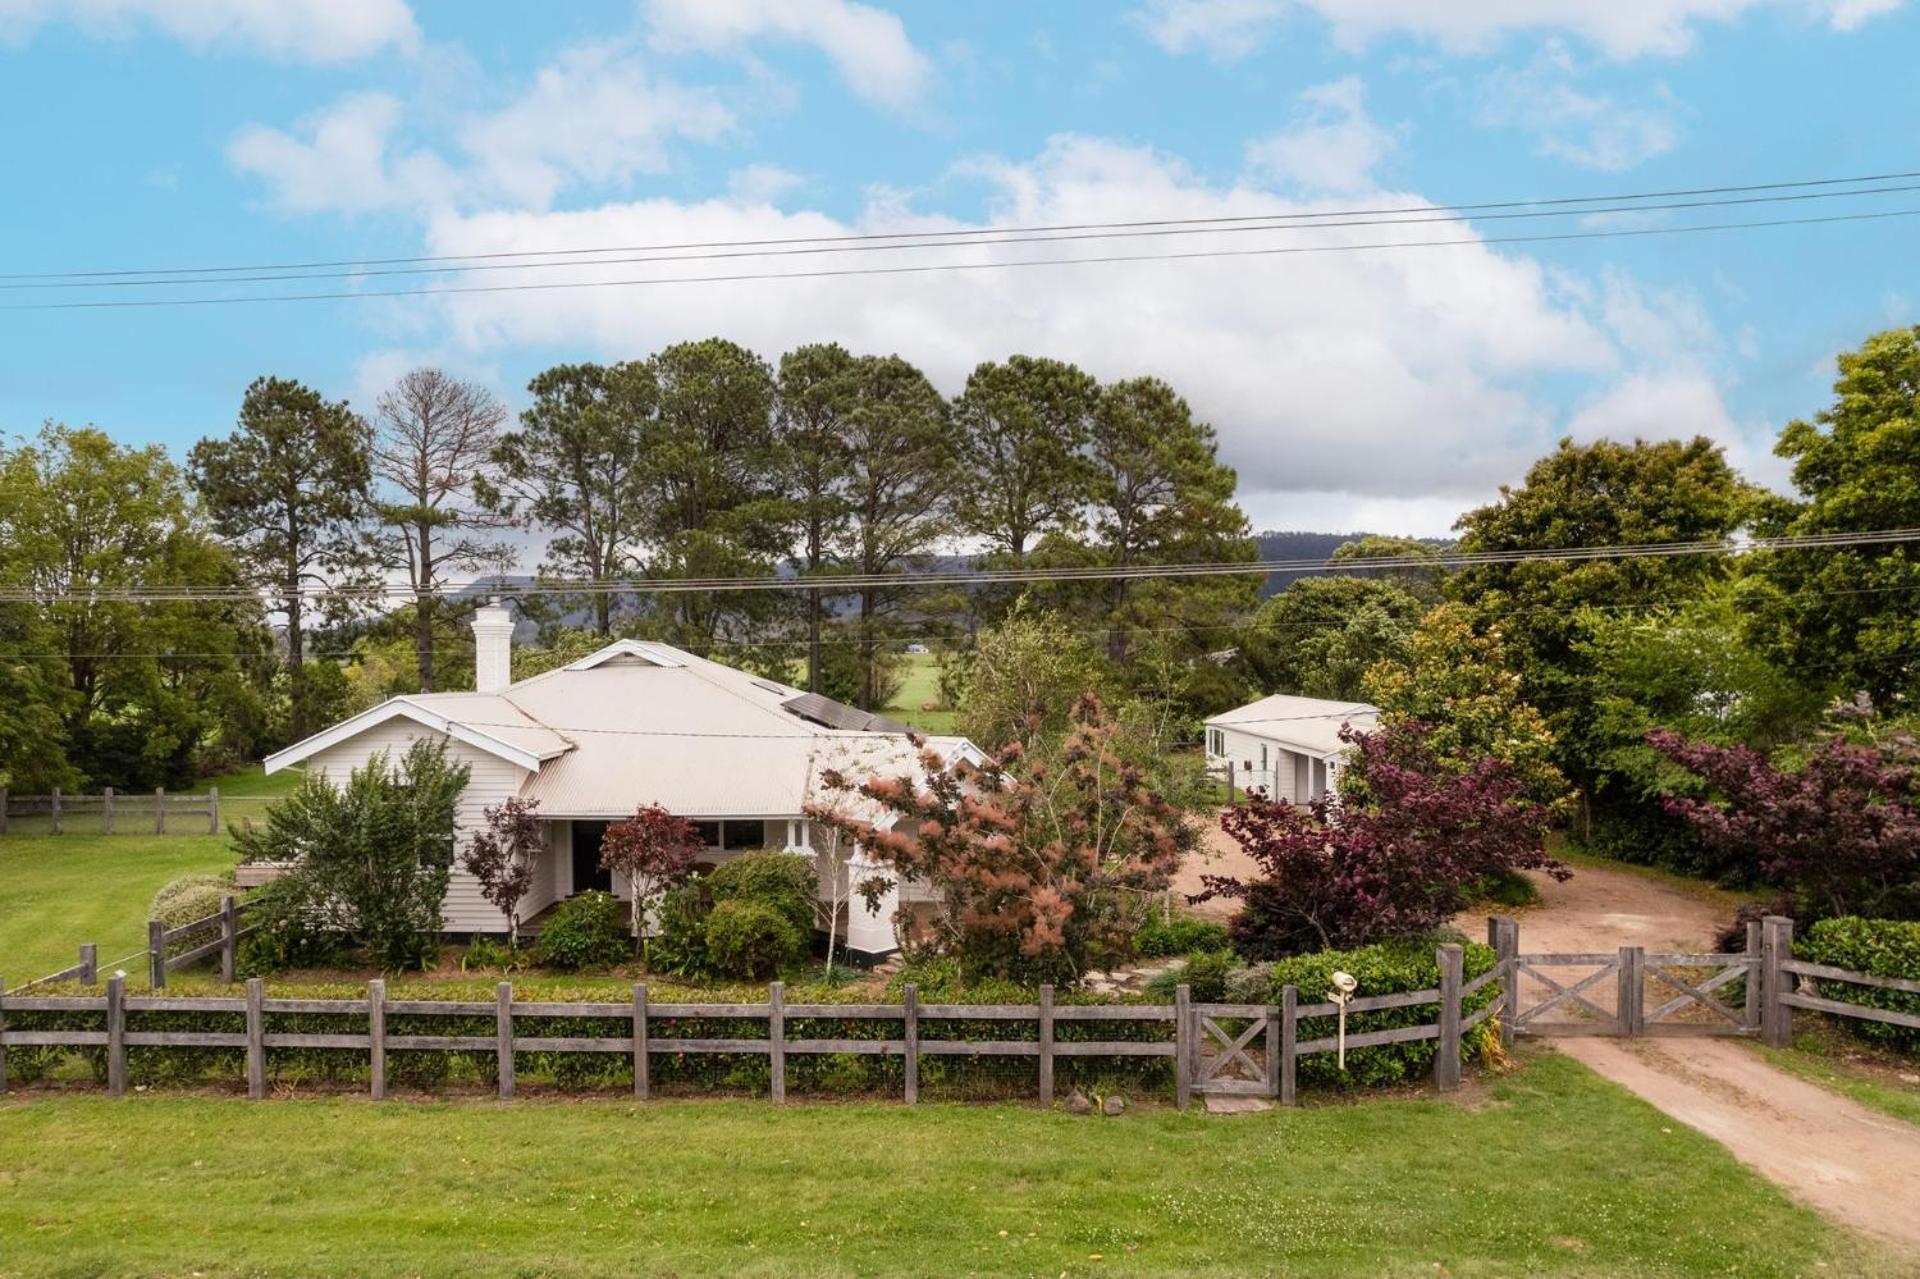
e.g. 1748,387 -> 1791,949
1205,694 -> 1380,757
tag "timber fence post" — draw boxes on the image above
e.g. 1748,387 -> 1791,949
106,975 -> 126,1096
496,983 -> 515,1099
1762,916 -> 1795,1047
1265,995 -> 1281,1099
368,978 -> 386,1101
208,787 -> 219,835
1038,983 -> 1055,1107
1745,920 -> 1763,1028
220,895 -> 237,984
154,787 -> 165,834
78,944 -> 97,986
148,920 -> 166,990
768,981 -> 785,1104
0,786 -> 8,834
1279,984 -> 1297,1106
0,975 -> 8,1095
1174,983 -> 1192,1110
1618,947 -> 1644,1038
103,786 -> 113,835
902,983 -> 919,1105
1435,943 -> 1463,1092
1489,915 -> 1519,1048
632,983 -> 649,1101
50,786 -> 60,835
245,978 -> 265,1099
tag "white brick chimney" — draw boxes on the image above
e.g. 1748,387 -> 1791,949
471,600 -> 515,693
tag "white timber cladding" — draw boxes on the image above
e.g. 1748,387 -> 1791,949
300,718 -> 532,933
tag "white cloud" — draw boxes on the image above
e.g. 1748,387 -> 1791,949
458,42 -> 735,209
382,133 -> 1754,531
727,163 -> 810,205
645,0 -> 933,109
0,0 -> 417,61
1131,0 -> 1905,59
227,93 -> 458,216
1478,42 -> 1679,170
1244,77 -> 1396,192
231,43 -> 735,214
1131,0 -> 1288,60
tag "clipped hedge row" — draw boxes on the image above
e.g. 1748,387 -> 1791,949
0,981 -> 1172,1101
1226,938 -> 1500,1088
1797,917 -> 1920,1052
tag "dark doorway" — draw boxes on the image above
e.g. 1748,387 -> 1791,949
571,821 -> 613,894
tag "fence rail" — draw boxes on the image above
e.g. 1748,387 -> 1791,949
5,895 -> 256,996
0,786 -> 221,836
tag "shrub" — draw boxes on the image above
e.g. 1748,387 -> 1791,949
1133,913 -> 1230,959
149,874 -> 234,958
461,936 -> 534,974
708,852 -> 816,933
1796,917 -> 1920,1052
1144,949 -> 1236,1002
706,900 -> 806,980
236,875 -> 345,977
647,882 -> 713,977
1251,938 -> 1499,1088
536,892 -> 630,972
1468,869 -> 1540,910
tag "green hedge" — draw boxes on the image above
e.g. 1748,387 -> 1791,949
0,980 -> 1171,1101
1797,917 -> 1920,1052
1234,939 -> 1499,1088
1133,914 -> 1230,959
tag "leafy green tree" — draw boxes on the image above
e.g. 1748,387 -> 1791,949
479,361 -> 653,636
953,602 -> 1113,753
2,424 -> 270,787
189,376 -> 373,741
636,338 -> 786,651
369,368 -> 510,692
1742,327 -> 1920,706
831,354 -> 953,708
774,343 -> 858,692
949,355 -> 1098,563
234,738 -> 469,970
1328,535 -> 1450,602
1242,576 -> 1424,700
1363,603 -> 1568,810
1447,435 -> 1755,798
1045,377 -> 1257,667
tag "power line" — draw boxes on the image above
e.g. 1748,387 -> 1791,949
6,526 -> 1920,605
7,167 -> 1915,283
8,205 -> 1918,313
11,180 -> 1920,293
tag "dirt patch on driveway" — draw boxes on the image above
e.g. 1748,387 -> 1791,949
1454,856 -> 1740,953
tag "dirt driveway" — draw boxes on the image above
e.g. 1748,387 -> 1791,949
1479,859 -> 1920,1258
1177,822 -> 1920,1257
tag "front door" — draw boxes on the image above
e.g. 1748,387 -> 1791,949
571,821 -> 613,894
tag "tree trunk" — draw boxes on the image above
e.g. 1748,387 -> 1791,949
858,586 -> 876,710
287,591 -> 307,742
808,586 -> 823,694
415,586 -> 435,693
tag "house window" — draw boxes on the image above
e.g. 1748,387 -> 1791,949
722,820 -> 764,851
1207,728 -> 1224,755
692,820 -> 721,848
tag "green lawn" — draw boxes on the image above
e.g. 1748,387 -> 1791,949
0,1054 -> 1874,1277
883,651 -> 957,735
0,834 -> 237,986
1758,1036 -> 1920,1128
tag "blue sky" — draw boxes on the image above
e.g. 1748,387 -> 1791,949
2,0 -> 1916,535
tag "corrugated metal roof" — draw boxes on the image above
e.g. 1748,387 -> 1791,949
1206,694 -> 1380,757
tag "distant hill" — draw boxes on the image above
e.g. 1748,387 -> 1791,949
1252,531 -> 1452,596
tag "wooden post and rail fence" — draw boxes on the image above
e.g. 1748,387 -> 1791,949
1,915 -> 1915,1103
0,787 -> 221,836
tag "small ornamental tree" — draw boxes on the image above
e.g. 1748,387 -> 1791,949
810,693 -> 1196,985
460,797 -> 543,942
1649,729 -> 1920,921
1198,721 -> 1564,958
599,804 -> 704,945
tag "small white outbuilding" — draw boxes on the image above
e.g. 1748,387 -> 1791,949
1203,694 -> 1380,804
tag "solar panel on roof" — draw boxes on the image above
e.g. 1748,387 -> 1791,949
780,692 -> 913,735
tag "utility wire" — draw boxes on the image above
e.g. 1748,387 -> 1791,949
10,181 -> 1920,292
8,205 -> 1918,313
5,526 -> 1919,604
7,168 -> 1915,283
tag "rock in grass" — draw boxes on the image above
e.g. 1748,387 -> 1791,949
1066,1090 -> 1093,1115
1101,1094 -> 1126,1116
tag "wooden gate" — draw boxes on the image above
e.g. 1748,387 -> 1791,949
1510,938 -> 1760,1040
1188,1002 -> 1278,1098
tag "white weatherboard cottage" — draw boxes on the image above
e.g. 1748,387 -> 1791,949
258,604 -> 980,960
1203,694 -> 1379,803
